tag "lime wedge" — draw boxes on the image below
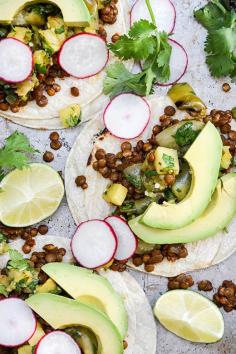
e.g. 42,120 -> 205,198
154,290 -> 224,343
0,164 -> 64,227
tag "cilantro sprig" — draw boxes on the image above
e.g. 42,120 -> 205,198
104,0 -> 172,97
0,131 -> 39,180
175,122 -> 200,147
194,0 -> 236,80
7,249 -> 33,272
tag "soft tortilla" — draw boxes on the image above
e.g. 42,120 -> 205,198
1,0 -> 131,130
0,235 -> 156,354
65,95 -> 236,277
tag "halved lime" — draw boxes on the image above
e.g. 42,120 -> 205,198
154,290 -> 224,343
0,163 -> 64,227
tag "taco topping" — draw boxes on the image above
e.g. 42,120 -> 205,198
0,298 -> 36,347
213,280 -> 236,312
198,280 -> 213,292
0,0 -> 116,113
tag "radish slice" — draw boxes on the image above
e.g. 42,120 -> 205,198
103,94 -> 150,140
105,216 -> 138,261
58,33 -> 109,79
71,220 -> 117,269
35,331 -> 81,354
0,38 -> 33,83
131,0 -> 176,34
157,39 -> 188,86
0,298 -> 36,347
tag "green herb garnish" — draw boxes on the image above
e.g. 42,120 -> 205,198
194,0 -> 236,80
162,154 -> 175,168
126,174 -> 143,189
66,114 -> 81,128
144,170 -> 158,177
55,26 -> 65,34
104,0 -> 172,97
0,131 -> 39,180
175,122 -> 200,147
35,64 -> 47,74
7,249 -> 32,272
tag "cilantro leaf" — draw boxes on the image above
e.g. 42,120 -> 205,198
103,62 -> 147,98
163,154 -> 175,168
108,20 -> 157,60
194,0 -> 230,30
175,122 -> 200,147
205,28 -> 236,77
194,0 -> 236,79
105,4 -> 172,97
7,249 -> 31,271
0,131 -> 39,175
144,170 -> 158,177
151,32 -> 172,83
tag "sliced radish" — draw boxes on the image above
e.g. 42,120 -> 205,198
105,216 -> 138,261
131,0 -> 176,34
157,39 -> 188,86
0,298 -> 36,347
0,38 -> 33,83
103,93 -> 150,140
58,33 -> 109,79
35,331 -> 81,354
71,220 -> 117,269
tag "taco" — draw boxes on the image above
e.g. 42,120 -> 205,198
65,85 -> 236,277
0,235 -> 156,353
0,0 -> 131,130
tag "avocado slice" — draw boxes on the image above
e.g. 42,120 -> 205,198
42,263 -> 128,339
141,122 -> 222,229
129,173 -> 236,244
26,293 -> 123,354
0,0 -> 91,27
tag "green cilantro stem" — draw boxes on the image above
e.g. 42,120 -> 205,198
145,0 -> 161,52
211,0 -> 227,13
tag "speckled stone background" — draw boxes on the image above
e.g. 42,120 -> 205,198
0,0 -> 236,353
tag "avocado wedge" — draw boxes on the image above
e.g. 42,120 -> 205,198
129,173 -> 236,244
42,263 -> 128,339
141,122 -> 222,229
26,293 -> 123,354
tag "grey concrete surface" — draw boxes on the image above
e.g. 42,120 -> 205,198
0,0 -> 236,353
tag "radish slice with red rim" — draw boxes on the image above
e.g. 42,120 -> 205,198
157,39 -> 188,86
105,216 -> 138,261
0,38 -> 33,83
0,298 -> 36,347
58,33 -> 109,79
71,220 -> 117,269
35,331 -> 81,354
103,93 -> 151,140
131,0 -> 176,34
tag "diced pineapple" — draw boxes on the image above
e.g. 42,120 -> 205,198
59,104 -> 81,128
8,27 -> 32,43
18,345 -> 32,354
16,75 -> 38,98
221,146 -> 232,170
103,184 -> 128,206
154,147 -> 179,175
28,322 -> 45,346
39,29 -> 61,54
